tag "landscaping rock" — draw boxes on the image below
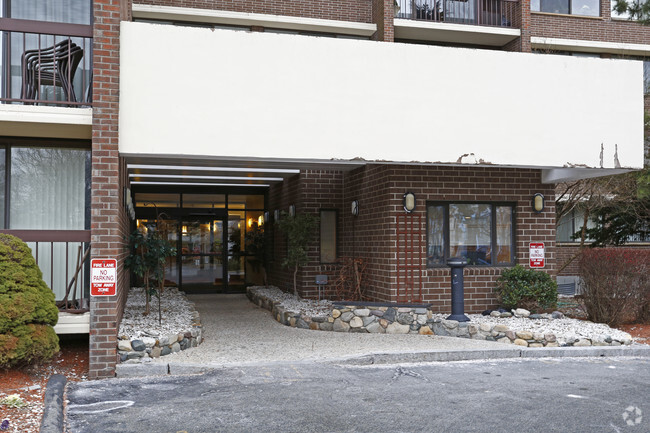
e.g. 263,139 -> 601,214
386,323 -> 410,334
333,318 -> 350,332
131,340 -> 146,352
513,308 -> 530,318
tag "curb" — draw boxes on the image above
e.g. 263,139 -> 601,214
39,374 -> 66,433
114,344 -> 650,376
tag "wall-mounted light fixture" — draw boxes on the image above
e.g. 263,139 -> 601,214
351,199 -> 359,217
532,193 -> 545,213
264,211 -> 270,224
403,192 -> 416,213
289,204 -> 296,217
258,215 -> 264,226
274,209 -> 280,221
181,225 -> 188,234
247,217 -> 254,228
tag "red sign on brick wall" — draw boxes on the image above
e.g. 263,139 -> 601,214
529,243 -> 545,268
91,259 -> 117,296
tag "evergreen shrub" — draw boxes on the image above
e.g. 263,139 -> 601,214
0,234 -> 59,368
494,265 -> 558,312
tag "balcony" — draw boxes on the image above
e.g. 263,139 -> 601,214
0,18 -> 92,107
394,0 -> 521,46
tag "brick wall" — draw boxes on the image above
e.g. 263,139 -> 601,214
530,4 -> 650,45
89,0 -> 130,379
137,0 -> 373,24
267,165 -> 556,314
371,0 -> 394,42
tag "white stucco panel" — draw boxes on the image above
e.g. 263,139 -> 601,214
119,21 -> 644,169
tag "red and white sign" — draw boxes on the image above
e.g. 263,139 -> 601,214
529,243 -> 545,268
91,258 -> 117,296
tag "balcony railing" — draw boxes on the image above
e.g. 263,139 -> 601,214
396,0 -> 519,28
0,18 -> 92,106
0,229 -> 91,312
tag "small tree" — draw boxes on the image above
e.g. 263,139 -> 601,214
125,224 -> 176,323
276,211 -> 318,296
245,222 -> 268,287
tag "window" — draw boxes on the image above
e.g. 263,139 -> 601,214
531,0 -> 599,17
611,0 -> 630,19
556,209 -> 595,242
320,209 -> 337,263
427,202 -> 515,266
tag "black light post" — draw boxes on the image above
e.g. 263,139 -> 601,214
446,257 -> 470,322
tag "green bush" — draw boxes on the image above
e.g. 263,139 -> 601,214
494,265 -> 558,312
0,234 -> 59,368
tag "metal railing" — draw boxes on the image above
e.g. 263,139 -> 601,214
395,0 -> 519,28
0,18 -> 93,106
0,229 -> 91,312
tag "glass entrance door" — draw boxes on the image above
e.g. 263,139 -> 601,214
180,219 -> 225,292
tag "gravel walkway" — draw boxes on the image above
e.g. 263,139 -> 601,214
148,294 -> 502,366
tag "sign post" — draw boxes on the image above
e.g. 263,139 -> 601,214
529,243 -> 545,268
91,258 -> 117,296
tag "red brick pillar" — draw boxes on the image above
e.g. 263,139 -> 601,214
503,0 -> 531,52
373,0 -> 395,42
89,0 -> 130,379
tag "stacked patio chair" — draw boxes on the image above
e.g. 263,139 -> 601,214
20,39 -> 84,104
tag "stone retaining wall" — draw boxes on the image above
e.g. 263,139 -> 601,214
247,288 -> 631,347
117,306 -> 203,364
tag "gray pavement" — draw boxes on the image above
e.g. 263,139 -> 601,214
116,294 -> 650,377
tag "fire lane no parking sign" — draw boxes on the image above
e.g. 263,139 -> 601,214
91,258 -> 117,296
529,243 -> 545,268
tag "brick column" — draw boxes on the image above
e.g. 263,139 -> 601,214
89,0 -> 130,379
372,0 -> 395,42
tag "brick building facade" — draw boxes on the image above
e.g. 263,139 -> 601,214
0,0 -> 646,378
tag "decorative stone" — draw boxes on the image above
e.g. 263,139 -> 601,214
515,331 -> 533,340
118,340 -> 132,351
289,317 -> 296,327
349,317 -> 363,328
415,315 -> 427,325
355,309 -> 370,317
410,323 -> 421,332
179,338 -> 189,350
432,323 -> 450,336
131,340 -> 146,352
119,352 -> 128,362
340,311 -> 355,322
414,308 -> 427,315
545,342 -> 560,347
397,313 -> 414,325
533,332 -> 545,341
493,324 -> 509,333
141,337 -> 156,348
505,330 -> 516,340
319,322 -> 333,331
312,316 -> 327,323
574,339 -> 591,346
379,319 -> 389,328
397,307 -> 412,313
529,314 -> 544,320
457,326 -> 469,337
332,309 -> 341,318
150,347 -> 162,358
161,346 -> 171,356
371,310 -> 384,317
479,323 -> 492,333
350,328 -> 368,333
309,322 -> 319,331
333,318 -> 350,332
499,312 -> 512,318
490,311 -> 501,317
419,326 -> 434,335
297,318 -> 310,329
383,308 -> 397,322
126,351 -> 145,359
386,322 -> 410,334
362,316 -> 377,326
166,334 -> 178,345
497,337 -> 511,344
366,322 -> 385,334
513,308 -> 530,318
442,319 -> 458,329
544,333 -> 557,343
604,335 -> 612,343
468,324 -> 479,335
513,339 -> 528,346
529,343 -> 544,348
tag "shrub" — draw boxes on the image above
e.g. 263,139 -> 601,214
494,265 -> 558,312
0,234 -> 59,368
579,248 -> 650,327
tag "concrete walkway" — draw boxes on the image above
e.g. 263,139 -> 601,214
116,294 -> 650,377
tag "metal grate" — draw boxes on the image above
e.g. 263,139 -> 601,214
396,214 -> 422,303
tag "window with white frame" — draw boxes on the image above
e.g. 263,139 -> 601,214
531,0 -> 599,17
427,202 -> 515,267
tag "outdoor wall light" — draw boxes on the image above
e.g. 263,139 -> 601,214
274,209 -> 280,221
264,211 -> 270,224
532,193 -> 545,213
403,192 -> 416,213
289,204 -> 296,217
351,199 -> 359,216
